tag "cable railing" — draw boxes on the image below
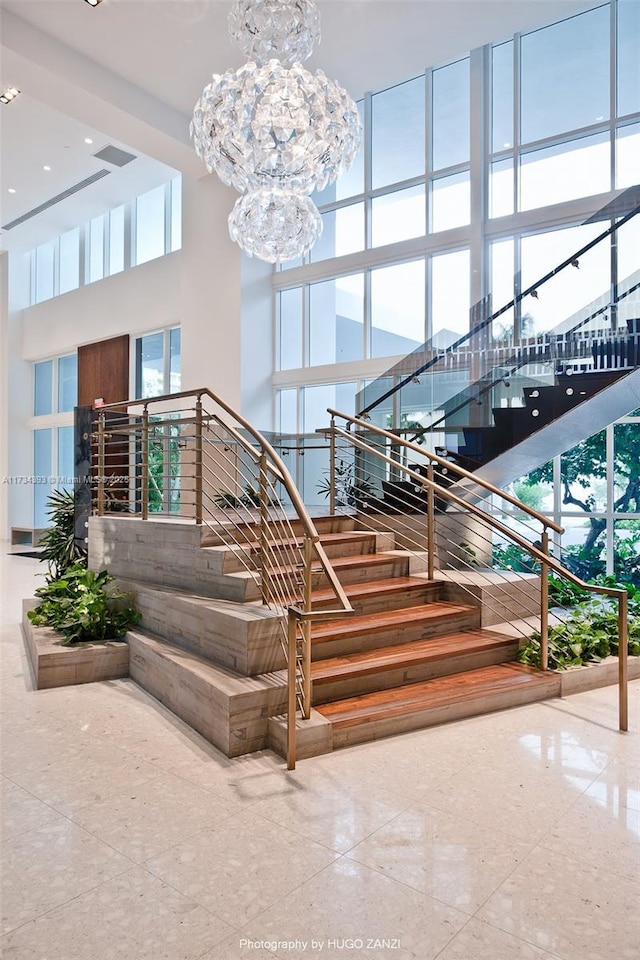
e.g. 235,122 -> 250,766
357,190 -> 640,435
92,388 -> 352,769
325,408 -> 629,733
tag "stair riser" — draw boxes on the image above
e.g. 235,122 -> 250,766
201,515 -> 355,547
330,677 -> 560,749
311,609 -> 481,660
314,584 -> 442,615
309,557 -> 410,589
311,641 -> 519,704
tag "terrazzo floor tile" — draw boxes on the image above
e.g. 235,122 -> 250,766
0,818 -> 133,933
146,808 -> 339,927
0,866 -> 234,960
583,754 -> 640,811
0,775 -> 66,841
434,917 -> 563,960
243,857 -> 468,960
68,769 -> 242,862
199,933 -> 284,960
478,845 -> 640,960
346,798 -> 535,911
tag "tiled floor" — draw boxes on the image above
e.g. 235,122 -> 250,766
1,550 -> 638,960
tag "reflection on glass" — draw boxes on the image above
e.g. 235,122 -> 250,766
490,159 -> 514,218
59,229 -> 80,295
311,203 -> 364,262
58,426 -> 75,491
136,332 -> 164,398
520,6 -> 610,144
372,186 -> 425,247
492,41 -> 514,153
431,249 -> 470,342
431,172 -> 470,232
109,206 -> 125,276
136,185 -> 166,265
35,242 -> 55,303
34,429 -> 53,528
58,355 -> 77,413
279,287 -> 303,370
88,215 -> 105,283
432,58 -> 470,169
616,124 -> 640,190
34,361 -> 53,416
169,328 -> 181,393
520,133 -> 610,211
618,0 -> 640,118
372,76 -> 425,189
371,260 -> 425,358
309,274 -> 364,365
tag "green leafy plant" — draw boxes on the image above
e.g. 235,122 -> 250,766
518,592 -> 640,669
27,564 -> 140,645
317,459 -> 375,507
213,485 -> 272,509
38,489 -> 87,578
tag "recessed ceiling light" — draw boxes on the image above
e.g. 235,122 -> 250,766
84,0 -> 105,6
8,188 -> 16,194
43,165 -> 52,171
84,137 -> 94,144
0,87 -> 20,104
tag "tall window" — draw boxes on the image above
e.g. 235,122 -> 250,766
135,328 -> 181,398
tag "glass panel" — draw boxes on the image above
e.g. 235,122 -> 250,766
309,274 -> 364,365
302,382 -> 356,432
57,426 -> 75,491
169,328 -> 181,393
490,158 -> 514,218
617,214 -> 640,292
520,133 -> 611,211
614,520 -> 640,587
618,0 -> 640,117
57,355 -> 77,413
136,184 -> 166,265
430,249 -> 470,343
35,242 -> 54,303
371,260 -> 425,359
278,287 -> 303,370
431,171 -> 470,232
88,215 -> 105,283
58,228 -> 79,295
136,332 -> 165,398
371,186 -> 425,247
372,76 -> 425,189
432,57 -> 470,170
492,41 -> 514,152
614,422 -> 640,511
278,388 -> 297,434
335,101 -> 365,200
109,205 -> 125,275
34,361 -> 53,416
171,176 -> 182,251
520,6 -> 610,144
616,123 -> 640,189
521,223 -> 610,336
34,429 -> 53,528
561,429 -> 607,514
310,202 -> 364,262
490,239 -> 515,340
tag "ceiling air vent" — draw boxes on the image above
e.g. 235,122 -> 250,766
93,145 -> 136,167
2,169 -> 111,230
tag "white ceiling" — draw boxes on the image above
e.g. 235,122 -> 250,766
0,0 -> 597,252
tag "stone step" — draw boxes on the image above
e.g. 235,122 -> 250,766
269,551 -> 411,592
311,576 -> 443,615
200,514 -> 356,547
310,629 -> 519,703
315,663 -> 561,749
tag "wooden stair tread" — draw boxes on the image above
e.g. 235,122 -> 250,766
311,576 -> 438,604
316,663 -> 556,727
310,630 -> 516,682
311,601 -> 471,640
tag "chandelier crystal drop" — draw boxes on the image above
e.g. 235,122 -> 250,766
191,0 -> 362,263
228,0 -> 320,67
228,188 -> 322,263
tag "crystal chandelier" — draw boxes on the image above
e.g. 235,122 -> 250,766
191,0 -> 362,263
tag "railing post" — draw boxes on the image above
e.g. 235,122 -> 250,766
195,395 -> 203,525
97,410 -> 105,517
302,537 -> 312,719
540,529 -> 550,670
329,416 -> 336,515
258,453 -> 270,606
141,405 -> 149,521
619,590 -> 628,732
427,463 -> 435,581
287,607 -> 298,770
